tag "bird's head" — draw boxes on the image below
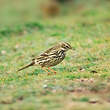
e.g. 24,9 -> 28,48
60,42 -> 72,52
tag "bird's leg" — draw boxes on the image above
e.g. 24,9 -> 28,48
48,67 -> 56,75
42,67 -> 51,75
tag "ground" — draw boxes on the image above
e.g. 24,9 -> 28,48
0,0 -> 110,110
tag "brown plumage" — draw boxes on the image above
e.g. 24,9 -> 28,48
18,42 -> 72,75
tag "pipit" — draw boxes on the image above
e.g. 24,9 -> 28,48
18,42 -> 72,75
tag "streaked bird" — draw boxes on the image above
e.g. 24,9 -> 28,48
18,42 -> 72,75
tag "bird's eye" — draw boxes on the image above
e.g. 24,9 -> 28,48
66,46 -> 69,48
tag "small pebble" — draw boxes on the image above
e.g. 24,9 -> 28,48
89,98 -> 99,104
1,50 -> 6,55
43,84 -> 48,88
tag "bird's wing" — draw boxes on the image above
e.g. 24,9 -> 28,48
32,50 -> 49,61
32,44 -> 60,61
32,52 -> 49,61
32,49 -> 59,61
41,44 -> 60,55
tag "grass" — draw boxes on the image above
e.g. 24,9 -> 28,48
0,0 -> 110,110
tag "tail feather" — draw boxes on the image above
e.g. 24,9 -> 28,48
18,61 -> 35,71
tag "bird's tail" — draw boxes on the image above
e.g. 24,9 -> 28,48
17,61 -> 35,71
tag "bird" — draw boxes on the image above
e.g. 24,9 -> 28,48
18,42 -> 72,75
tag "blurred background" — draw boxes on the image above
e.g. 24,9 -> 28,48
0,1 -> 110,110
0,0 -> 110,27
